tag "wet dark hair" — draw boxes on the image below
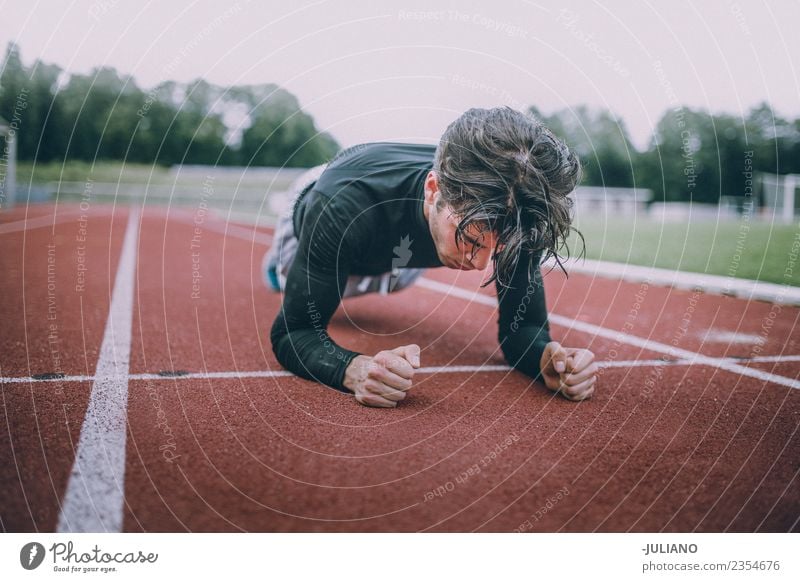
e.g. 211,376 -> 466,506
433,106 -> 583,288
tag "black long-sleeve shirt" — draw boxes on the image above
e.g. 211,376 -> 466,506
270,142 -> 552,392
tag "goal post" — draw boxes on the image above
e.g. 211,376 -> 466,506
760,172 -> 800,224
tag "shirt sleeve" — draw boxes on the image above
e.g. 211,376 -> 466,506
496,251 -> 552,381
269,191 -> 365,392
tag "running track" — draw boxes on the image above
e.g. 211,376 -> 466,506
1,204 -> 798,532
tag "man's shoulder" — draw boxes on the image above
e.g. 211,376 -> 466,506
309,141 -> 434,206
297,141 -> 434,239
326,142 -> 436,170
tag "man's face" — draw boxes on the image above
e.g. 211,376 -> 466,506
423,171 -> 500,272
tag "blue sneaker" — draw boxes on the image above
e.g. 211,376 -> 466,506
267,266 -> 281,291
262,253 -> 281,292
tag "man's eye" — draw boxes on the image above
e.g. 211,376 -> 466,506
465,238 -> 482,249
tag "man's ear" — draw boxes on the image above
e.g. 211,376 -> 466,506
424,171 -> 438,205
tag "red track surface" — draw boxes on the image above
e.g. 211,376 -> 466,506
1,204 -> 798,532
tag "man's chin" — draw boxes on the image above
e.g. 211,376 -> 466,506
439,254 -> 469,270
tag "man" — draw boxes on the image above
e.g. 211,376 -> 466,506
267,107 -> 598,408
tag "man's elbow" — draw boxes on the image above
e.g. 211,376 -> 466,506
498,334 -> 547,380
270,315 -> 290,368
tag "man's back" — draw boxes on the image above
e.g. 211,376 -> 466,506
292,142 -> 441,275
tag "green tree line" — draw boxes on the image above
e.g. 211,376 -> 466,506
0,43 -> 338,168
530,103 -> 800,204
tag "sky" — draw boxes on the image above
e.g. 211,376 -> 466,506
2,0 -> 799,151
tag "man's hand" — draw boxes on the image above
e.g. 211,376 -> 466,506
343,344 -> 421,407
540,341 -> 598,401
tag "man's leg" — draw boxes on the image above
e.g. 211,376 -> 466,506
262,164 -> 327,291
261,212 -> 297,291
341,268 -> 425,298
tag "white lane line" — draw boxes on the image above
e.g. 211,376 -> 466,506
415,277 -> 800,391
0,210 -> 99,235
1,375 -> 96,384
744,354 -> 800,363
543,256 -> 800,306
417,360 -> 678,373
2,356 -> 795,386
133,370 -> 294,380
0,361 -> 678,385
701,329 -> 765,345
56,207 -> 140,533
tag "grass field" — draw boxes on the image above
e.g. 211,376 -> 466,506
571,215 -> 800,286
17,161 -> 302,188
18,161 -> 177,185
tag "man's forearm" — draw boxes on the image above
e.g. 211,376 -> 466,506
270,317 -> 360,391
499,328 -> 550,380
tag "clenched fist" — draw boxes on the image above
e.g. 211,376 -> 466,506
343,344 -> 421,407
540,341 -> 598,401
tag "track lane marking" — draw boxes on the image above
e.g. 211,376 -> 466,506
56,207 -> 140,533
0,361 -> 705,385
0,210 -> 87,235
2,356 -> 797,385
0,207 -> 120,235
415,277 -> 800,391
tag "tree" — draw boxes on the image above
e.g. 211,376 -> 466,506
745,103 -> 800,175
639,108 -> 720,203
239,86 -> 338,167
530,105 -> 638,187
1,45 -> 339,168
